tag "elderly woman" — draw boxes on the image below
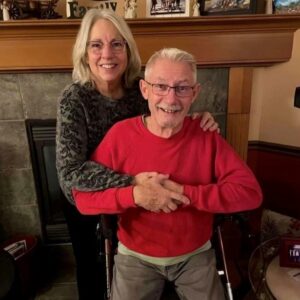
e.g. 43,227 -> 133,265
56,9 -> 218,300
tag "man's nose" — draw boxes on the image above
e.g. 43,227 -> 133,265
165,88 -> 177,102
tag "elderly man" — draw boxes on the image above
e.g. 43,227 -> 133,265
73,48 -> 262,300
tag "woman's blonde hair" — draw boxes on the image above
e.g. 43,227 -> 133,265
72,9 -> 141,88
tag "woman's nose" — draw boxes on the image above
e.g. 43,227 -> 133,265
101,43 -> 113,57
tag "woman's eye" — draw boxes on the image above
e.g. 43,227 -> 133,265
112,41 -> 122,48
91,42 -> 102,49
111,41 -> 125,50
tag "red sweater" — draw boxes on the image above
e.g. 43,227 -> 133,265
73,117 -> 262,257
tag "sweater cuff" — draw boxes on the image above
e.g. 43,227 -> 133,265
183,185 -> 194,205
117,186 -> 136,210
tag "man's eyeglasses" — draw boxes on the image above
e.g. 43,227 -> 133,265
87,40 -> 127,55
144,80 -> 195,97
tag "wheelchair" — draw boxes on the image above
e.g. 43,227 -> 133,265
96,213 -> 256,300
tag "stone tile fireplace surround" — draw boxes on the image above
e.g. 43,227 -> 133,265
0,72 -> 71,241
1,15 -> 300,243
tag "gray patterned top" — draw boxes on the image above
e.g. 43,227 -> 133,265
56,80 -> 148,204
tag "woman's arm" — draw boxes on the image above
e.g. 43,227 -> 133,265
74,173 -> 190,215
56,87 -> 132,203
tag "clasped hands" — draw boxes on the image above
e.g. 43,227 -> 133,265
132,172 -> 190,213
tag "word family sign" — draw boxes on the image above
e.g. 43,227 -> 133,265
67,0 -> 118,19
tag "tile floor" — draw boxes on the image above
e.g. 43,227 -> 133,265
34,244 -> 78,300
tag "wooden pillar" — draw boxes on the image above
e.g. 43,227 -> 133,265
227,67 -> 253,160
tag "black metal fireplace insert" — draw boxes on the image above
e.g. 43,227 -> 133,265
26,119 -> 70,244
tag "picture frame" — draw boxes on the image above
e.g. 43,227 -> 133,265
200,0 -> 256,15
146,0 -> 190,18
279,236 -> 300,268
274,0 -> 300,14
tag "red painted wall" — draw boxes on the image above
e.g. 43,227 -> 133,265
247,143 -> 300,220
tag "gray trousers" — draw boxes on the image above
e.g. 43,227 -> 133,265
111,249 -> 226,300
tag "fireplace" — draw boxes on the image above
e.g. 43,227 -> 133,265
26,119 -> 70,244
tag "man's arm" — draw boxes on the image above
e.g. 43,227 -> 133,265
73,185 -> 134,215
73,174 -> 189,215
183,136 -> 262,213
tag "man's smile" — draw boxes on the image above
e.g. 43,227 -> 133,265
156,105 -> 182,113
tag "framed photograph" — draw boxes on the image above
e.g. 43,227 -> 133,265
200,0 -> 256,15
279,236 -> 300,268
146,0 -> 190,18
274,0 -> 300,14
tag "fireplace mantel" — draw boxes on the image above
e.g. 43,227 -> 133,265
1,14 -> 300,71
1,15 -> 300,159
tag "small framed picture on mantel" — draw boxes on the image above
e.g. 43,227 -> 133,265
274,0 -> 300,14
200,0 -> 256,15
146,0 -> 190,18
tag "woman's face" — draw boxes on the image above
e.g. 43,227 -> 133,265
86,19 -> 128,89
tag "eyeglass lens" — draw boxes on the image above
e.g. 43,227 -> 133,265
151,83 -> 194,97
88,40 -> 126,54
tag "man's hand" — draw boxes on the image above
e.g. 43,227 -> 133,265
162,179 -> 184,194
132,173 -> 190,213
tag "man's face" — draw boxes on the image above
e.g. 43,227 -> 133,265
140,58 -> 200,137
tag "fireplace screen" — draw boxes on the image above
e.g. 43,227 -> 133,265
26,119 -> 70,244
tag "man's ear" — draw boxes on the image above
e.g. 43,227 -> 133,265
191,83 -> 201,103
139,79 -> 149,101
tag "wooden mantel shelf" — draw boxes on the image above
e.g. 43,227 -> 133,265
1,14 -> 300,71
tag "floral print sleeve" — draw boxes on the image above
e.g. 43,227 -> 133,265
56,81 -> 148,204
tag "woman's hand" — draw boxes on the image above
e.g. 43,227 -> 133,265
191,111 -> 220,133
132,172 -> 168,186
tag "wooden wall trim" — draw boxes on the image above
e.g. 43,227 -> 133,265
227,114 -> 250,160
226,68 -> 253,160
228,68 -> 253,114
1,15 -> 300,71
248,141 -> 300,156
